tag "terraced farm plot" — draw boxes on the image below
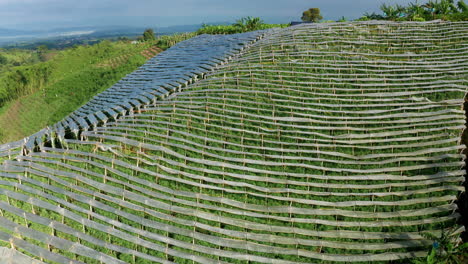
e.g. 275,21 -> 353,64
0,21 -> 467,263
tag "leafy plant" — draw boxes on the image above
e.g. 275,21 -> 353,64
357,12 -> 386,21
412,228 -> 468,264
406,2 -> 428,21
458,0 -> 468,11
380,3 -> 407,19
234,17 -> 264,31
366,0 -> 468,21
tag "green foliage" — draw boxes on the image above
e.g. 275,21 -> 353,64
301,8 -> 323,22
233,17 -> 264,31
356,12 -> 386,21
0,49 -> 41,71
197,17 -> 289,35
405,2 -> 428,21
358,0 -> 468,21
412,228 -> 468,264
0,63 -> 52,105
37,45 -> 48,53
380,3 -> 407,19
37,45 -> 48,62
0,54 -> 7,65
154,33 -> 196,50
143,29 -> 156,41
458,0 -> 468,11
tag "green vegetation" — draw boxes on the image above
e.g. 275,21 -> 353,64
153,32 -> 196,50
413,228 -> 468,264
197,17 -> 289,35
358,0 -> 468,21
301,8 -> 323,22
0,54 -> 7,65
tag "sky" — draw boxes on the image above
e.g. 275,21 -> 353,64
0,0 -> 418,30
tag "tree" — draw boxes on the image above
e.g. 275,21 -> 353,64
301,8 -> 323,22
245,17 -> 264,31
458,0 -> 468,12
405,2 -> 427,21
424,0 -> 455,15
37,45 -> 48,53
380,3 -> 406,19
142,28 -> 156,41
37,45 -> 48,62
359,11 -> 386,20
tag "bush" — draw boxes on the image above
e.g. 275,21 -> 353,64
143,29 -> 156,41
0,54 -> 7,65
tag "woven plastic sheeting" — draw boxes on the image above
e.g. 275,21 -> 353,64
0,246 -> 46,264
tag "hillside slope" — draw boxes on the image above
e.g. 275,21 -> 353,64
0,21 -> 467,263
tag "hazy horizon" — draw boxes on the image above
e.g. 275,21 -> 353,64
0,0 -> 417,30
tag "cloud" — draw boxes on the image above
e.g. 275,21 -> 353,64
0,0 -> 417,29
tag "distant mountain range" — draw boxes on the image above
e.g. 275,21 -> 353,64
0,23 -> 224,47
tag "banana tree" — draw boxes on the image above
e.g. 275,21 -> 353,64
424,0 -> 456,15
406,2 -> 428,20
380,3 -> 406,19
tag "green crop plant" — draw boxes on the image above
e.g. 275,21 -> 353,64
412,227 -> 468,264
